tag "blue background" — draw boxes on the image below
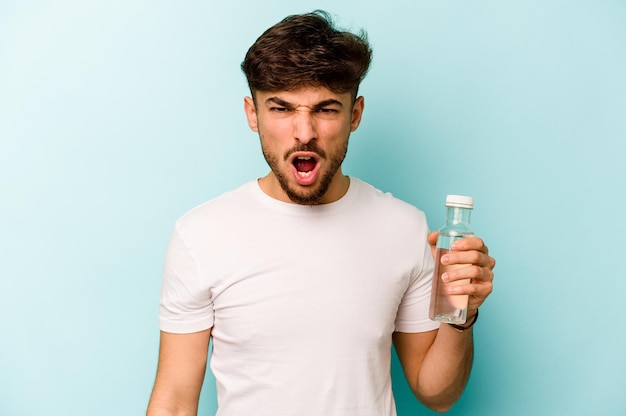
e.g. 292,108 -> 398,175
2,1 -> 625,415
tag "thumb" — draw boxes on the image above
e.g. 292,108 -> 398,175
427,231 -> 439,247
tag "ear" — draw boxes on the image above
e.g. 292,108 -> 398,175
350,96 -> 365,132
243,96 -> 259,132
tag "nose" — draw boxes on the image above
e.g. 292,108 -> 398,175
292,108 -> 316,144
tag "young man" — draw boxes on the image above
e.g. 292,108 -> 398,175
147,10 -> 495,416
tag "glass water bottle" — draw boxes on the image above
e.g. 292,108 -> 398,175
429,195 -> 474,324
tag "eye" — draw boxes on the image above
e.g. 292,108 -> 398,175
317,108 -> 338,114
270,106 -> 292,113
315,107 -> 340,119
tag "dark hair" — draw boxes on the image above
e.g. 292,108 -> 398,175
241,10 -> 372,97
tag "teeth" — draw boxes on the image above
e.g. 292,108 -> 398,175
297,156 -> 312,160
297,171 -> 312,177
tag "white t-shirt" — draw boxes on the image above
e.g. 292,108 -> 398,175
159,177 -> 440,416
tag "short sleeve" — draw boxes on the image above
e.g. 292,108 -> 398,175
394,231 -> 441,333
158,225 -> 214,333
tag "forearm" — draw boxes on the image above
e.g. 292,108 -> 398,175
147,387 -> 200,416
414,324 -> 474,412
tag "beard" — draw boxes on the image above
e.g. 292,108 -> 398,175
261,140 -> 348,205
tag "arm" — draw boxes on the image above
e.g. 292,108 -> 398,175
393,323 -> 473,412
147,329 -> 212,416
393,232 -> 495,412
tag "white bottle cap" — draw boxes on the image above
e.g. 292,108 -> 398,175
445,195 -> 474,209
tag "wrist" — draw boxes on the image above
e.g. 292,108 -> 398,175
447,309 -> 479,332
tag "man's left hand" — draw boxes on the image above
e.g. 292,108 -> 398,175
427,231 -> 496,319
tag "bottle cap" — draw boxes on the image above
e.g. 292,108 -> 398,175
445,195 -> 474,209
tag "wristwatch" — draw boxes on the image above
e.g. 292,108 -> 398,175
448,309 -> 479,332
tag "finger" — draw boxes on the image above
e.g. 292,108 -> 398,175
442,264 -> 488,284
442,250 -> 493,269
447,279 -> 491,297
469,279 -> 494,308
451,236 -> 489,254
427,231 -> 439,247
447,275 -> 493,305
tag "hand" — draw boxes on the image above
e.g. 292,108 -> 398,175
427,232 -> 496,318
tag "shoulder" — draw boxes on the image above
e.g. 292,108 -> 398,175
174,181 -> 258,232
350,177 -> 428,226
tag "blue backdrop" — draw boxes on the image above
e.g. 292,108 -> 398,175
2,1 -> 625,415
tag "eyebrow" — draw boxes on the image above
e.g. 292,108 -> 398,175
264,97 -> 344,110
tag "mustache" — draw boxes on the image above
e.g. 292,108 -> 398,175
284,143 -> 327,161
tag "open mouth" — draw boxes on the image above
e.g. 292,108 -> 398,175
290,153 -> 320,185
293,156 -> 317,177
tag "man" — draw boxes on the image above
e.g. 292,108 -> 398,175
147,10 -> 495,416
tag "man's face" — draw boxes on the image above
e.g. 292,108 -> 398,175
244,86 -> 364,205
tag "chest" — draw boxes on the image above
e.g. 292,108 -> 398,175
201,215 -> 416,353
